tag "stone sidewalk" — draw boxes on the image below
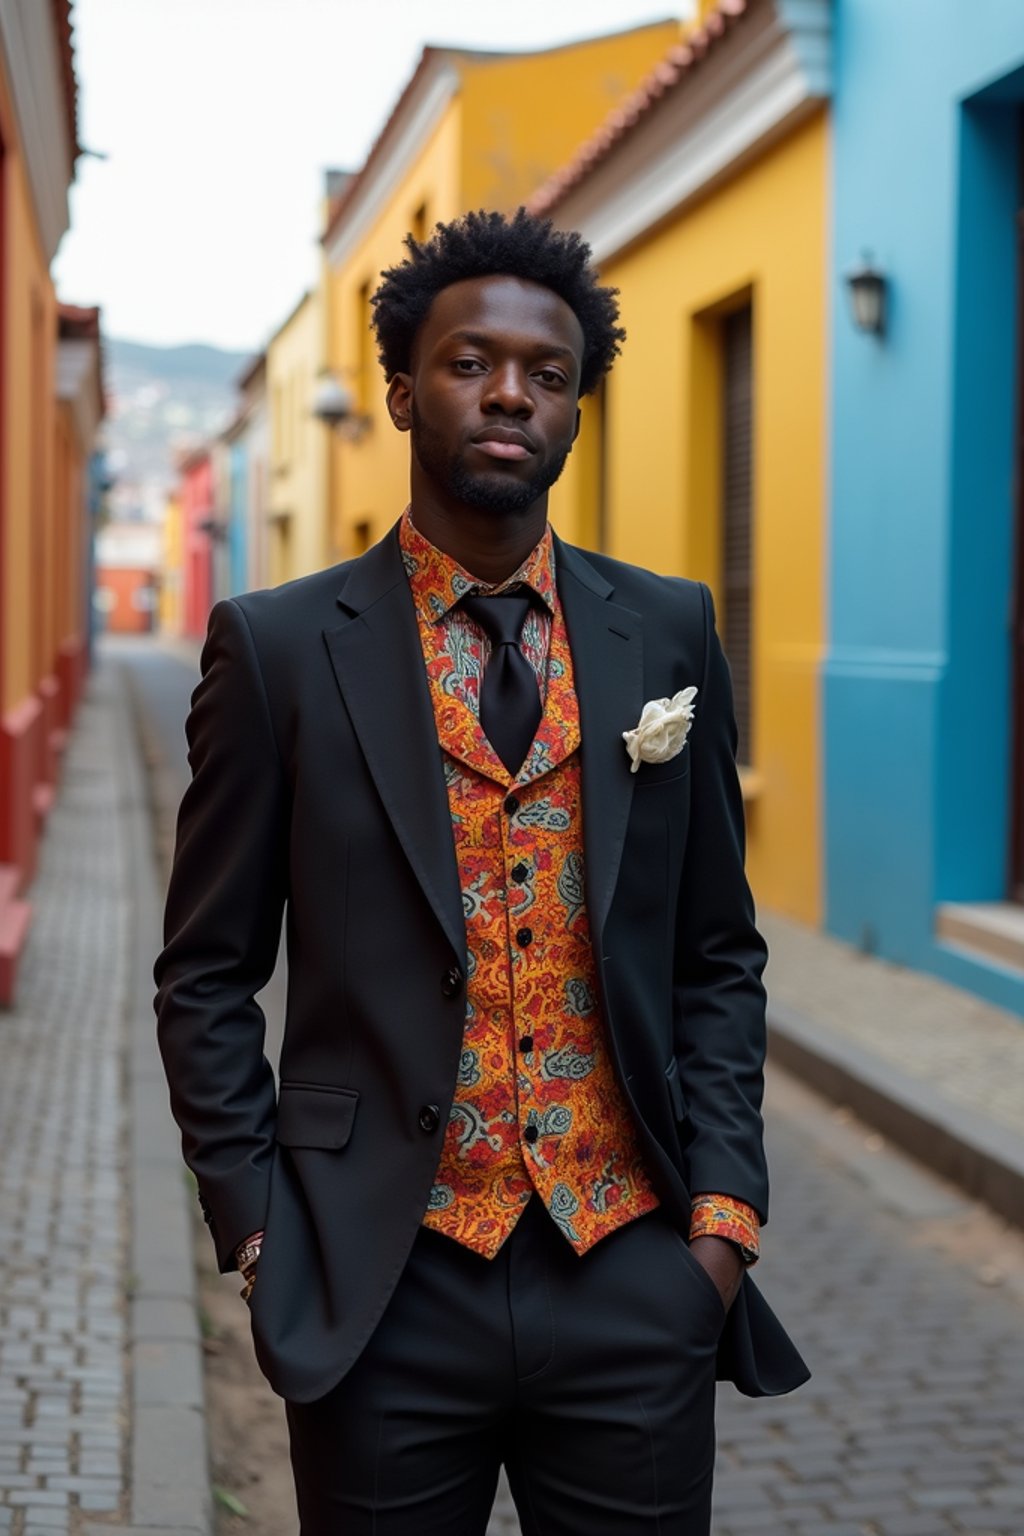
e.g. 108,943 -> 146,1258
763,913 -> 1024,1230
0,659 -> 209,1536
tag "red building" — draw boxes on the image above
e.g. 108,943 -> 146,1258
180,449 -> 215,639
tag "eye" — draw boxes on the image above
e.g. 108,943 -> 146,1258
535,368 -> 567,387
453,357 -> 485,374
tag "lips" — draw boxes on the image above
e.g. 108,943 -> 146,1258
471,426 -> 536,461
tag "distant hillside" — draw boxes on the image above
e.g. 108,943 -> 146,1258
107,337 -> 251,389
103,335 -> 253,518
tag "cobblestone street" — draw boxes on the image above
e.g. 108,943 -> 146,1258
0,641 -> 1021,1536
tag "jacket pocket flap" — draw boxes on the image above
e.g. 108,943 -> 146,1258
276,1083 -> 359,1149
665,1057 -> 688,1122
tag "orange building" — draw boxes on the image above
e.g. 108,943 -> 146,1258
95,520 -> 161,635
0,3 -> 105,1003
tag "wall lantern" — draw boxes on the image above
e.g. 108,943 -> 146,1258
844,256 -> 887,337
312,370 -> 370,441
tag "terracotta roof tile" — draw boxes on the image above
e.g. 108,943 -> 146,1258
528,0 -> 755,218
57,301 -> 100,338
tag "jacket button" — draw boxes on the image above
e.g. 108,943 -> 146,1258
515,927 -> 533,948
440,966 -> 463,998
418,1104 -> 440,1133
504,793 -> 520,815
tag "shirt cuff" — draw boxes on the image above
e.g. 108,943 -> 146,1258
234,1231 -> 264,1272
689,1194 -> 760,1264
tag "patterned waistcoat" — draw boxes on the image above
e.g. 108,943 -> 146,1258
403,515 -> 659,1258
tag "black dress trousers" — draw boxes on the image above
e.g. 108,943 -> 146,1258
284,1197 -> 725,1535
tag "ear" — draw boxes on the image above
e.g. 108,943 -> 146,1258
387,374 -> 412,432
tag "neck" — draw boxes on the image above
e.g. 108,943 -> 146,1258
409,485 -> 548,585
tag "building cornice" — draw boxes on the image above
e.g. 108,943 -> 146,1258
322,54 -> 461,273
539,0 -> 831,265
0,0 -> 75,261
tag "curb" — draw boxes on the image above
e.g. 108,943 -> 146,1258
112,658 -> 214,1536
768,999 -> 1024,1230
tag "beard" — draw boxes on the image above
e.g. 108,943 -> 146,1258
411,401 -> 570,515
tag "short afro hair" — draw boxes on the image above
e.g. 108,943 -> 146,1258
370,207 -> 625,397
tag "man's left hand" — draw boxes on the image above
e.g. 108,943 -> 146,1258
688,1234 -> 744,1312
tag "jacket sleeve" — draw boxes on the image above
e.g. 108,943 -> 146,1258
154,598 -> 288,1271
672,582 -> 769,1221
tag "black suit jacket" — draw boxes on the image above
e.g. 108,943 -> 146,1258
155,523 -> 809,1403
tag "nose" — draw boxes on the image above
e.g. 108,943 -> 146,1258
481,361 -> 534,418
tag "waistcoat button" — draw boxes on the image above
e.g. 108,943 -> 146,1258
523,1124 -> 539,1144
418,1104 -> 440,1133
440,966 -> 463,998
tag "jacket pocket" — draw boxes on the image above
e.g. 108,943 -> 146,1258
276,1082 -> 359,1149
633,756 -> 691,790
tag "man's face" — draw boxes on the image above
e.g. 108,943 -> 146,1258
389,275 -> 584,516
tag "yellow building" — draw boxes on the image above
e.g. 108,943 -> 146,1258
160,493 -> 185,635
265,289 -> 329,585
532,0 -> 832,924
320,21 -> 681,561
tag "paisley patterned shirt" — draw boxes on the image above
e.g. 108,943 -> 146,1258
400,509 -> 759,1263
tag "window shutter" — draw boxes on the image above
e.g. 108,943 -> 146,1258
722,305 -> 753,767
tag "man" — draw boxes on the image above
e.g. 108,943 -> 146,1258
155,208 -> 808,1535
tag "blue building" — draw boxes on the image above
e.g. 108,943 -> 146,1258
227,436 -> 248,598
826,0 -> 1024,1013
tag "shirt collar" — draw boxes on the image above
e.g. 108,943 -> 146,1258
399,506 -> 557,625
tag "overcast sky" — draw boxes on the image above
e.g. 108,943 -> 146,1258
53,0 -> 691,354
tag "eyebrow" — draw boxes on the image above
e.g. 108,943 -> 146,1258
445,329 -> 577,361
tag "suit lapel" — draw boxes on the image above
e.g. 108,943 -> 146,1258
555,537 -> 643,944
322,529 -> 466,966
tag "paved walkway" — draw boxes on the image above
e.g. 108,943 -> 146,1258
762,913 -> 1023,1139
763,911 -> 1024,1230
0,657 -> 207,1536
0,667 -> 129,1533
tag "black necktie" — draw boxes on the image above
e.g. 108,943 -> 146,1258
460,592 -> 542,777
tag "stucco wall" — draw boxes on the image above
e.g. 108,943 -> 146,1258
826,0 -> 1024,1010
556,111 -> 829,924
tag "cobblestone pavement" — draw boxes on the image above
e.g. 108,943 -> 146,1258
120,638 -> 1024,1536
0,668 -> 130,1534
487,1074 -> 1024,1535
711,1071 -> 1024,1536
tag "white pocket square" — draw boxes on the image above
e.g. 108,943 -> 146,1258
622,688 -> 698,773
